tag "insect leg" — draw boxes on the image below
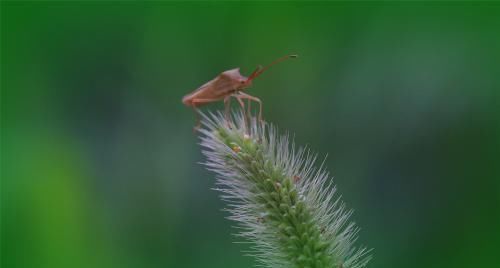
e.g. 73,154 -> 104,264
246,98 -> 252,119
191,107 -> 201,132
191,97 -> 223,106
233,94 -> 248,132
237,92 -> 263,122
224,95 -> 231,124
190,98 -> 222,130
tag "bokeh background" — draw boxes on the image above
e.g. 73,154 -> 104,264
2,2 -> 499,268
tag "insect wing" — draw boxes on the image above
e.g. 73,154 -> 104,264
211,72 -> 238,97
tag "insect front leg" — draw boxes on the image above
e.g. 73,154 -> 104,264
237,92 -> 263,122
232,94 -> 249,133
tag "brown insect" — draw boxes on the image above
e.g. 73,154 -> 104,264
182,54 -> 297,128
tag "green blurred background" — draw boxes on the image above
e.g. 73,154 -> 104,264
2,2 -> 499,268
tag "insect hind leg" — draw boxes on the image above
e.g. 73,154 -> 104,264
190,97 -> 221,131
191,107 -> 202,132
224,96 -> 232,128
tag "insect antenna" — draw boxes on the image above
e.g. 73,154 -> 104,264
247,54 -> 298,82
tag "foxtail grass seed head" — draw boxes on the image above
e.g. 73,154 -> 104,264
198,111 -> 371,268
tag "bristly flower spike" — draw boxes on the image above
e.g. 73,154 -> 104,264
198,111 -> 371,268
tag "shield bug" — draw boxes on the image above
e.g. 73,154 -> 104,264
182,54 -> 297,128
